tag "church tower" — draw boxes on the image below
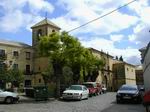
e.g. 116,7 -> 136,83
31,18 -> 61,47
30,18 -> 61,86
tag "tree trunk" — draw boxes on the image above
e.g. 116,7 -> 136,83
52,60 -> 62,98
56,75 -> 60,98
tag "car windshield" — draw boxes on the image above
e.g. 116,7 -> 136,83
69,85 -> 82,90
119,86 -> 137,91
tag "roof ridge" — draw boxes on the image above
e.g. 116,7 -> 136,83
0,39 -> 31,47
31,18 -> 61,29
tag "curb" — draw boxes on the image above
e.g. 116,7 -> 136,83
19,96 -> 56,103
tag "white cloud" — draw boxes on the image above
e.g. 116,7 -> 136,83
127,0 -> 150,47
27,0 -> 54,14
110,35 -> 124,42
0,0 -> 54,33
81,37 -> 140,65
126,56 -> 141,65
55,0 -> 139,35
128,35 -> 136,42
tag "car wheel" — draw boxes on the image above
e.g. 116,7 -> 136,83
145,105 -> 150,112
137,98 -> 142,104
5,97 -> 13,104
116,99 -> 120,104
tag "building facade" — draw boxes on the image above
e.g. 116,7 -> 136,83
31,18 -> 61,86
0,40 -> 33,88
113,62 -> 136,91
140,42 -> 150,92
135,65 -> 144,85
0,19 -> 138,92
89,48 -> 114,91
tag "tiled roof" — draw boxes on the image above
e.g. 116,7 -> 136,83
0,39 -> 31,48
31,18 -> 61,29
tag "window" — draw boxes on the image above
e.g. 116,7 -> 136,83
0,49 -> 5,57
0,61 -> 4,70
13,64 -> 18,69
26,65 -> 30,74
39,79 -> 41,83
13,51 -> 19,57
26,52 -> 31,60
38,66 -> 41,71
107,66 -> 110,70
25,80 -> 31,87
52,29 -> 55,32
37,29 -> 42,39
127,67 -> 129,71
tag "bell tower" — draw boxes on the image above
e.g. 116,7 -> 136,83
31,18 -> 61,47
30,19 -> 61,86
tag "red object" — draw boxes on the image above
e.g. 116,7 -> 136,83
96,83 -> 102,94
83,82 -> 97,96
144,90 -> 150,103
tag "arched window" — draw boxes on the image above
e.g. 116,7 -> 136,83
37,29 -> 42,40
52,29 -> 55,32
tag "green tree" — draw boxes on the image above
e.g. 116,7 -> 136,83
62,66 -> 73,85
41,62 -> 54,85
38,31 -> 105,97
7,69 -> 24,87
39,32 -> 69,97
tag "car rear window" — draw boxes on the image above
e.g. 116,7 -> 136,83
83,84 -> 93,88
69,85 -> 82,90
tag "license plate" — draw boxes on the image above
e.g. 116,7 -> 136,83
123,96 -> 131,99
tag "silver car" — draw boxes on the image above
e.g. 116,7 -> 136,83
0,89 -> 19,104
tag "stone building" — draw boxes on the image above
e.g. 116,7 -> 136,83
31,18 -> 61,86
89,48 -> 114,91
139,42 -> 150,92
113,61 -> 136,91
0,40 -> 33,87
135,65 -> 144,85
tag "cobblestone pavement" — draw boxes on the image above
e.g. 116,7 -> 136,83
0,92 -> 145,112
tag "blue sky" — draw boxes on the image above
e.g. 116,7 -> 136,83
0,0 -> 150,65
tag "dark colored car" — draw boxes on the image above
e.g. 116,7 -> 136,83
83,82 -> 97,97
116,84 -> 142,103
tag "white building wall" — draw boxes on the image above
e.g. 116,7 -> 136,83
143,45 -> 150,92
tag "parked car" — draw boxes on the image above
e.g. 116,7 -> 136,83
62,85 -> 89,100
116,84 -> 142,103
82,82 -> 97,96
143,90 -> 150,112
0,89 -> 19,104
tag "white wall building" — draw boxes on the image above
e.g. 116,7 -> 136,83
140,42 -> 150,92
